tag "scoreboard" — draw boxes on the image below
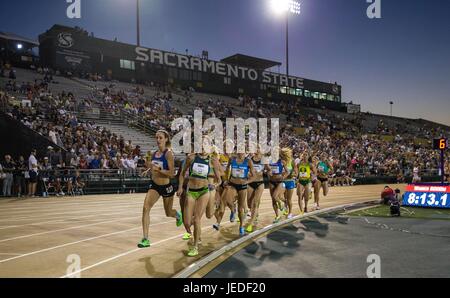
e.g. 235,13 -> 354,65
433,138 -> 448,150
402,184 -> 450,209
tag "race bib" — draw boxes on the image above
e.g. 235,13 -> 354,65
152,160 -> 164,169
271,165 -> 280,175
254,164 -> 264,173
299,172 -> 308,178
192,163 -> 209,177
232,168 -> 246,178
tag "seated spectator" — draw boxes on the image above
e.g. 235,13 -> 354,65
381,186 -> 395,205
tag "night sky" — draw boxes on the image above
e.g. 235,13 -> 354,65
1,0 -> 449,126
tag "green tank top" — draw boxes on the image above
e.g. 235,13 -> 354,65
317,161 -> 329,175
284,161 -> 295,181
298,163 -> 311,181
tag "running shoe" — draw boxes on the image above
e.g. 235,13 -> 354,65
187,247 -> 199,257
246,224 -> 253,233
176,210 -> 183,227
287,214 -> 294,219
230,211 -> 236,222
239,227 -> 246,236
213,223 -> 220,231
182,233 -> 191,240
273,216 -> 281,224
277,201 -> 283,211
137,238 -> 150,248
283,209 -> 289,216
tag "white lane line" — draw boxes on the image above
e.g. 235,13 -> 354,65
0,200 -> 144,213
0,201 -> 143,216
61,208 -> 277,278
0,207 -> 164,230
0,218 -> 179,264
0,196 -> 142,208
0,205 -> 144,222
0,215 -> 144,243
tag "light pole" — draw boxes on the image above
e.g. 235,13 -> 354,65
389,101 -> 393,117
271,0 -> 301,78
136,0 -> 141,46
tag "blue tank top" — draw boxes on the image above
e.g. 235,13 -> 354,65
270,159 -> 283,175
152,149 -> 169,170
230,158 -> 250,179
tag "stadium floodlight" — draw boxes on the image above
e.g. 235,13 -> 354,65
270,0 -> 301,15
270,0 -> 301,79
17,43 -> 23,50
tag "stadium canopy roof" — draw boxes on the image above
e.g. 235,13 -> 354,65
0,31 -> 39,47
221,54 -> 281,70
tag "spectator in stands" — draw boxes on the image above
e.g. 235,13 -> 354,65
62,169 -> 75,196
28,149 -> 38,197
137,154 -> 146,169
126,155 -> 136,175
15,156 -> 27,197
89,153 -> 101,170
74,170 -> 85,193
78,155 -> 88,170
2,155 -> 15,197
132,145 -> 141,157
101,154 -> 110,169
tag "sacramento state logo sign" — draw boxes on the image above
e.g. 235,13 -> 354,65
57,32 -> 74,48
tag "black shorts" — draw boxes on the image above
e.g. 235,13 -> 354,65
29,171 -> 38,183
228,182 -> 248,192
269,181 -> 283,189
318,177 -> 329,183
249,181 -> 264,189
149,181 -> 175,198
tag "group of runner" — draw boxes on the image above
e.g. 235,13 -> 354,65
137,130 -> 334,257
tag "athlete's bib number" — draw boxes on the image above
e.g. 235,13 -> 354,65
254,164 -> 264,173
232,168 -> 246,178
192,163 -> 209,177
152,160 -> 164,169
271,165 -> 280,175
299,172 -> 309,178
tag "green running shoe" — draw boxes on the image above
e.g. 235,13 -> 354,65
277,201 -> 283,211
246,224 -> 253,233
273,216 -> 281,224
187,247 -> 199,257
137,238 -> 150,248
182,233 -> 192,240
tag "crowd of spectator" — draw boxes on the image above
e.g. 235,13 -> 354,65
1,65 -> 450,197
